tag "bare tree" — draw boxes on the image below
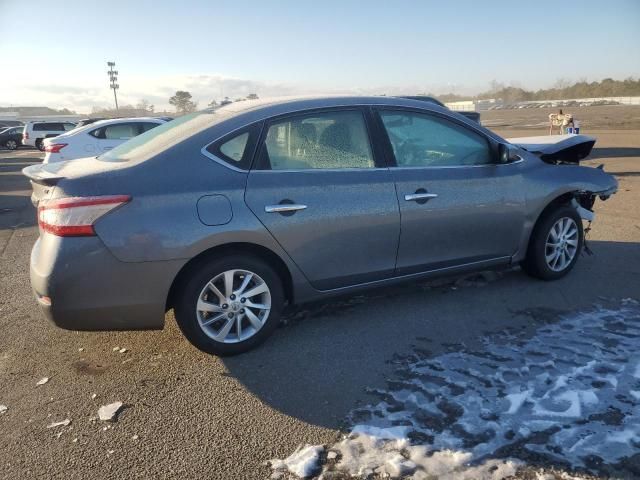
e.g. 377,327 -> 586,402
136,99 -> 155,114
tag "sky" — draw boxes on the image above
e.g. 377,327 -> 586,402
0,0 -> 639,113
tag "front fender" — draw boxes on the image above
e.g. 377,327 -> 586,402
513,160 -> 617,262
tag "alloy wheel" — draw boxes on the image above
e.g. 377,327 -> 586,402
545,217 -> 579,272
6,140 -> 17,150
196,269 -> 271,343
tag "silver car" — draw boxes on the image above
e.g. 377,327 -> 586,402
24,97 -> 617,355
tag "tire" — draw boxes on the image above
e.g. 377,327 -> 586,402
36,139 -> 45,151
174,254 -> 285,356
5,139 -> 18,150
521,204 -> 584,280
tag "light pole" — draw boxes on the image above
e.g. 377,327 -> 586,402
107,61 -> 119,111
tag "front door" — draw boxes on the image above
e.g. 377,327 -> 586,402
375,108 -> 525,274
245,109 -> 400,290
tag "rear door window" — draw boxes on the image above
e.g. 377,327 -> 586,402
91,122 -> 141,140
138,122 -> 161,134
257,110 -> 375,170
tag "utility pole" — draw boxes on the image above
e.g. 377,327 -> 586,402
107,61 -> 119,110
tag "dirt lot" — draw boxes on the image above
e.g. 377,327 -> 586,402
483,104 -> 640,131
0,110 -> 639,479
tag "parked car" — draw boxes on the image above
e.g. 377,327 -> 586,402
75,118 -> 107,128
23,96 -> 617,356
0,120 -> 24,128
0,126 -> 25,150
42,117 -> 167,163
23,121 -> 76,151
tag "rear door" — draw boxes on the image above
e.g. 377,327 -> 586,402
245,108 -> 400,290
374,108 -> 525,274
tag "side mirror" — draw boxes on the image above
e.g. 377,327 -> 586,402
498,143 -> 521,164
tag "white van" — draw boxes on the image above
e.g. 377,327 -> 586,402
22,121 -> 77,151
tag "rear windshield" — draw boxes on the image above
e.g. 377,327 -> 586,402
98,110 -> 234,163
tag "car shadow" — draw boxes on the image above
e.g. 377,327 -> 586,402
222,240 -> 640,430
0,194 -> 36,229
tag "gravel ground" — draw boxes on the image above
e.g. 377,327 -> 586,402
0,124 -> 638,479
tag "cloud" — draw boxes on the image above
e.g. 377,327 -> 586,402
0,72 -> 482,114
0,73 -> 304,113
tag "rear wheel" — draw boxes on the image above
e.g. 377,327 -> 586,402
5,139 -> 18,150
174,254 -> 284,356
522,204 -> 583,280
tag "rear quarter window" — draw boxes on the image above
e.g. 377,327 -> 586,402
204,123 -> 261,170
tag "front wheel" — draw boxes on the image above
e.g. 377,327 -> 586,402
5,139 -> 18,150
36,139 -> 45,151
522,204 -> 584,280
174,254 -> 285,356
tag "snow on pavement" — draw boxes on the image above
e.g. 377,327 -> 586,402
269,299 -> 640,478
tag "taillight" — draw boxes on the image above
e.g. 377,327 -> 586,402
44,143 -> 67,153
38,195 -> 131,237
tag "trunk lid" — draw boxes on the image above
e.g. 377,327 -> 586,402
507,134 -> 596,164
22,156 -> 129,205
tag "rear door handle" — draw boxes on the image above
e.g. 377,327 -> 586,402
265,204 -> 307,213
404,193 -> 438,202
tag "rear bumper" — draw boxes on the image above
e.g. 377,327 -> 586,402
30,235 -> 185,331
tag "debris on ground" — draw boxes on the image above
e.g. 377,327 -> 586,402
46,419 -> 71,428
98,402 -> 123,422
0,405 -> 7,414
119,348 -> 127,354
36,377 -> 49,386
112,347 -> 120,352
91,393 -> 97,400
78,348 -> 84,352
132,434 -> 139,440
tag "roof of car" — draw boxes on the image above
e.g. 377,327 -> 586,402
83,117 -> 167,128
211,95 -> 446,117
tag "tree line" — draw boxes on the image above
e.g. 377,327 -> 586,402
436,77 -> 640,104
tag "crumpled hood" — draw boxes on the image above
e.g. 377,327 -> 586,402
507,134 -> 596,164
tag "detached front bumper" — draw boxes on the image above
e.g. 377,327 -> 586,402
30,235 -> 184,331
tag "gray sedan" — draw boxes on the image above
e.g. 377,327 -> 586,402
24,96 -> 617,355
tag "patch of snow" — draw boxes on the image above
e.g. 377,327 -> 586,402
506,389 -> 531,414
269,445 -> 323,478
269,300 -> 640,478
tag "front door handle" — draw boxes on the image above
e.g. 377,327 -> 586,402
265,204 -> 307,213
404,193 -> 438,202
